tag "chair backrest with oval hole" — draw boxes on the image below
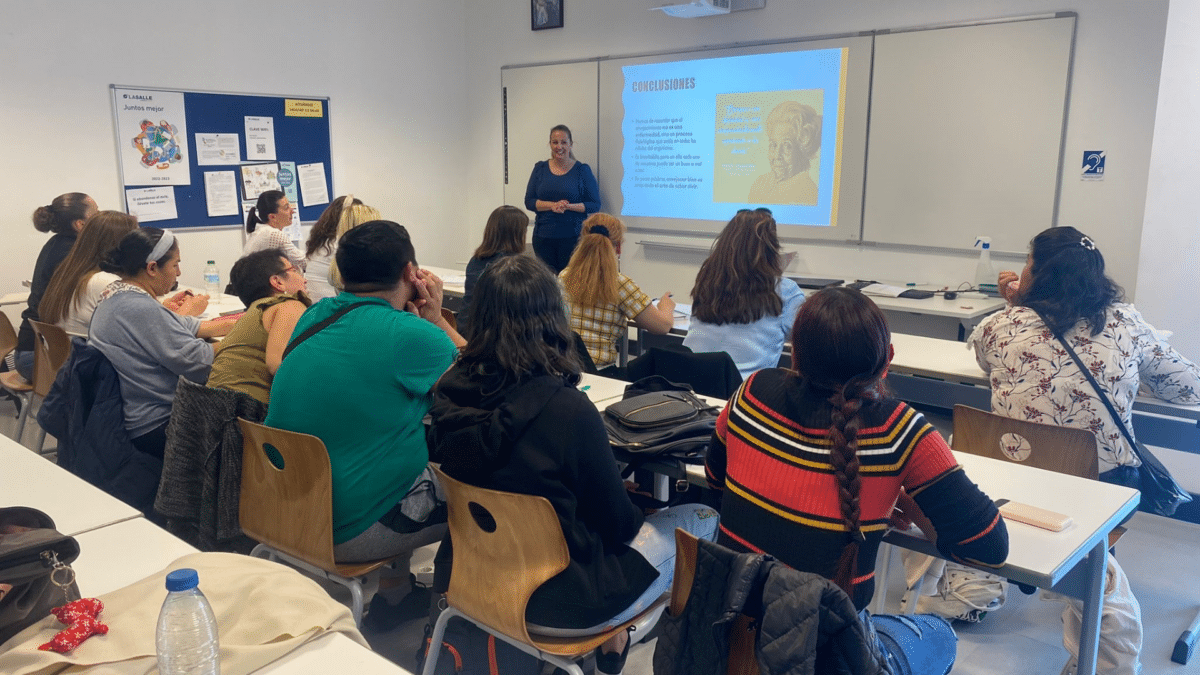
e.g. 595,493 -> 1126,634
237,418 -> 338,570
433,466 -> 569,646
952,404 -> 1099,479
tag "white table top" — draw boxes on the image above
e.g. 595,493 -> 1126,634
420,265 -> 466,298
1,435 -> 141,536
869,292 -> 1006,320
686,448 -> 1137,589
579,372 -> 629,406
888,332 -> 1200,421
0,291 -> 29,307
253,633 -> 413,675
889,332 -> 988,385
945,451 -> 1138,588
72,519 -> 411,674
72,517 -> 199,597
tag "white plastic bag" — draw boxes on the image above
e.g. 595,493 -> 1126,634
899,551 -> 1006,623
1042,555 -> 1142,675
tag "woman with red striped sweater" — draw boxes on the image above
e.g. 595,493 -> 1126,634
705,286 -> 1009,675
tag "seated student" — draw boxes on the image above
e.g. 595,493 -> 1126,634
242,190 -> 306,271
706,287 -> 1008,675
265,221 -> 465,626
89,228 -> 234,459
38,211 -> 139,336
12,192 -> 97,381
459,205 -> 529,339
429,254 -> 718,674
303,194 -> 381,300
684,209 -> 804,380
559,214 -> 675,370
973,225 -> 1200,481
207,249 -> 311,405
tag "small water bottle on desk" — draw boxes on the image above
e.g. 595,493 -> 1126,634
156,568 -> 220,675
203,261 -> 221,299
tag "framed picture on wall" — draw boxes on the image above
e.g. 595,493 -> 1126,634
532,0 -> 563,30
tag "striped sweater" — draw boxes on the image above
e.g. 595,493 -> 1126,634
706,368 -> 1008,610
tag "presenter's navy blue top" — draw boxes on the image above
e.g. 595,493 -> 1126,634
524,160 -> 601,239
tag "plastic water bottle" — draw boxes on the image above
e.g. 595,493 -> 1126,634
974,237 -> 997,294
156,568 -> 220,675
203,261 -> 221,298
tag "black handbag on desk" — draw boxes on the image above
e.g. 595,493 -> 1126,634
603,376 -> 720,463
0,507 -> 81,646
1046,322 -> 1193,517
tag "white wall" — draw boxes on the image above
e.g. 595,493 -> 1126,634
1138,0 -> 1200,362
463,1 -> 1169,311
0,0 -> 468,305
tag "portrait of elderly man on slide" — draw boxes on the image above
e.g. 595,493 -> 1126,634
747,101 -> 822,206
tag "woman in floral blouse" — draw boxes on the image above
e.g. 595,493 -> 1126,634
970,226 -> 1200,483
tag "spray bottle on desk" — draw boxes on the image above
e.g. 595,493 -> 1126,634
974,237 -> 997,294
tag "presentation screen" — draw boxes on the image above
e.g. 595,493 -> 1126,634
599,37 -> 871,239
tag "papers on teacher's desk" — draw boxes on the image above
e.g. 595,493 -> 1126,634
858,283 -> 909,298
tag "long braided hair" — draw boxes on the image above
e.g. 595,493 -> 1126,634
789,287 -> 891,595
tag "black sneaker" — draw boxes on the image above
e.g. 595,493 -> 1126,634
362,583 -> 432,633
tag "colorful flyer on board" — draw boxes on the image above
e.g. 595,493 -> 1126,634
115,88 -> 191,186
240,163 -> 281,202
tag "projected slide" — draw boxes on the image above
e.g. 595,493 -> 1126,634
620,48 -> 846,227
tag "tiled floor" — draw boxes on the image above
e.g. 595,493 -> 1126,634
4,394 -> 1197,674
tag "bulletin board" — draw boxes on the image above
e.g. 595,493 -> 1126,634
110,85 -> 333,229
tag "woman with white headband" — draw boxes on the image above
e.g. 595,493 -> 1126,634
89,227 -> 234,459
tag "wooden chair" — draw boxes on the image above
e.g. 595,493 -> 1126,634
26,321 -> 72,453
669,528 -> 760,675
951,404 -> 1124,547
439,307 -> 457,331
0,313 -> 34,427
237,418 -> 404,626
422,467 -> 668,675
0,311 -> 16,362
1,320 -> 71,450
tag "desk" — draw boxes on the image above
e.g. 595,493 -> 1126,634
886,333 -> 1200,455
883,451 -> 1139,675
0,291 -> 29,307
255,633 -> 414,674
73,517 -> 199,596
0,435 -> 141,536
70,519 -> 412,674
579,372 -> 628,406
420,266 -> 466,298
682,447 -> 1137,675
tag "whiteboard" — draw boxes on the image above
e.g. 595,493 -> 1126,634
862,17 -> 1074,252
501,62 -> 599,213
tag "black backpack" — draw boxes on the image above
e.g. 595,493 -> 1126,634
416,616 -> 541,675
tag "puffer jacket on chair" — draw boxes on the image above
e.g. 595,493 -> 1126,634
38,340 -> 160,514
653,536 -> 890,675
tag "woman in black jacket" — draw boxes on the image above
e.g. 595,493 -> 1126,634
428,254 -> 717,674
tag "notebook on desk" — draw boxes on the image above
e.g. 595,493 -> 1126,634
787,277 -> 844,290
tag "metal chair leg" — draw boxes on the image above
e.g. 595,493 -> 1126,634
13,392 -> 31,443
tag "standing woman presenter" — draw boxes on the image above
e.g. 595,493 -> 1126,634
242,189 -> 307,272
524,124 -> 600,273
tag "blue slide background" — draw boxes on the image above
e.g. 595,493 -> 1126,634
620,49 -> 844,226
